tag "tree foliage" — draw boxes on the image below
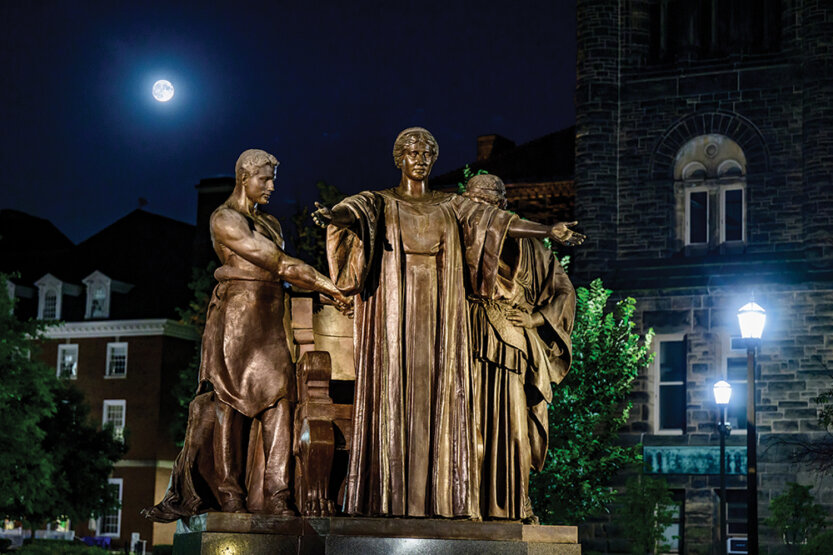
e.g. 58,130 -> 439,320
766,482 -> 827,547
0,274 -> 124,526
0,275 -> 56,523
530,278 -> 654,524
617,475 -> 678,554
288,181 -> 345,273
169,262 -> 216,445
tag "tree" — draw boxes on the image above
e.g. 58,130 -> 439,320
169,262 -> 216,445
288,181 -> 345,272
0,274 -> 56,524
529,279 -> 654,524
33,382 -> 126,525
766,482 -> 826,550
617,475 -> 679,554
0,274 -> 125,527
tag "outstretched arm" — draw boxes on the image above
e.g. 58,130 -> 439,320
211,209 -> 352,310
508,219 -> 586,247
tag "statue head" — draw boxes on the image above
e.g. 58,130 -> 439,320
234,149 -> 279,206
463,174 -> 507,209
392,127 -> 439,169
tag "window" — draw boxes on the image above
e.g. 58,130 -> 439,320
99,478 -> 123,537
725,336 -> 748,432
42,291 -> 58,319
105,343 -> 127,378
102,400 -> 126,441
661,490 -> 685,553
35,274 -> 74,320
56,344 -> 78,379
725,489 -> 748,536
654,335 -> 687,433
675,135 -> 747,251
82,271 -> 112,319
648,0 -> 782,64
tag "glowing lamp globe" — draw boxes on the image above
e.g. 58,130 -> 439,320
737,301 -> 766,340
152,80 -> 175,102
713,380 -> 732,405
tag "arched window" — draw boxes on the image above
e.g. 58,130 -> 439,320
674,134 -> 747,249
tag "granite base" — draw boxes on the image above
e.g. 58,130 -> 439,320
173,513 -> 580,554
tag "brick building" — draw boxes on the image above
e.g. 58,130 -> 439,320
573,1 -> 833,553
2,209 -> 198,549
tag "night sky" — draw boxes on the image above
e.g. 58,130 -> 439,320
1,1 -> 576,243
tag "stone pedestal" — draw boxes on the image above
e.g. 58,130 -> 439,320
174,513 -> 580,554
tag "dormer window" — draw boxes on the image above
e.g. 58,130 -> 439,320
35,274 -> 64,320
82,271 -> 132,320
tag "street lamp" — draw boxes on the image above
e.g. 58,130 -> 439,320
714,380 -> 732,555
737,299 -> 765,555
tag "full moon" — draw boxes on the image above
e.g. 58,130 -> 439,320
152,80 -> 174,102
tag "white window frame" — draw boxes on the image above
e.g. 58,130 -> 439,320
653,333 -> 687,435
56,344 -> 79,379
35,275 -> 64,320
105,342 -> 128,378
102,399 -> 126,441
98,478 -> 123,537
719,183 -> 746,244
684,185 -> 710,246
83,271 -> 112,320
721,333 -> 748,435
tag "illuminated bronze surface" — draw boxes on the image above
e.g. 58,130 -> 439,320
313,128 -> 582,519
144,150 -> 350,522
464,174 -> 576,522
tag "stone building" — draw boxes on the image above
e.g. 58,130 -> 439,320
1,209 -> 198,549
573,0 -> 833,553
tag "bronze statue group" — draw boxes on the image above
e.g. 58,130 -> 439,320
145,128 -> 579,525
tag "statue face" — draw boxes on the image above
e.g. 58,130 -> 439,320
399,140 -> 436,181
244,164 -> 275,205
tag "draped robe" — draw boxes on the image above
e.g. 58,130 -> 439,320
326,189 -> 516,518
469,237 -> 575,520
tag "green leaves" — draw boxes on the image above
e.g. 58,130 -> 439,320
530,278 -> 653,524
456,164 -> 489,194
618,475 -> 679,554
766,482 -> 827,546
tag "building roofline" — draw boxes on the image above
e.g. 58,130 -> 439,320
43,318 -> 199,341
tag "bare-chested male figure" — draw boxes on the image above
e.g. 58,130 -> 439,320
202,149 -> 351,515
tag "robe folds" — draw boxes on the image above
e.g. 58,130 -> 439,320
327,189 -> 516,519
469,237 -> 575,520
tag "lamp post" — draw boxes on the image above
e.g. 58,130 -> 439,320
737,299 -> 766,555
714,380 -> 732,555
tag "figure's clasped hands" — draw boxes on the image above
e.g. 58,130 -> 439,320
549,221 -> 586,247
311,202 -> 333,229
331,292 -> 354,318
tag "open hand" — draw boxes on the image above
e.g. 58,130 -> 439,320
549,221 -> 586,247
311,202 -> 333,229
505,308 -> 535,328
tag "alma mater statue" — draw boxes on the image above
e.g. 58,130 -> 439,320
145,149 -> 350,521
313,127 -> 583,519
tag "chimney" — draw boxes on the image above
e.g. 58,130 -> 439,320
476,134 -> 516,161
193,177 -> 235,268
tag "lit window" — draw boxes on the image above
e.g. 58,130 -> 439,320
655,335 -> 687,433
56,344 -> 79,379
102,400 -> 126,441
99,478 -> 123,537
105,343 -> 127,378
83,271 -> 113,319
661,490 -> 685,553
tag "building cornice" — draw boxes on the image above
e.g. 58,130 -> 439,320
44,319 -> 199,341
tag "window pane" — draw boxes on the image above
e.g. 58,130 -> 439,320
727,382 -> 748,429
727,358 -> 747,382
43,291 -> 57,319
660,384 -> 686,430
660,341 -> 686,382
724,189 -> 743,241
108,345 -> 127,376
689,191 -> 708,244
